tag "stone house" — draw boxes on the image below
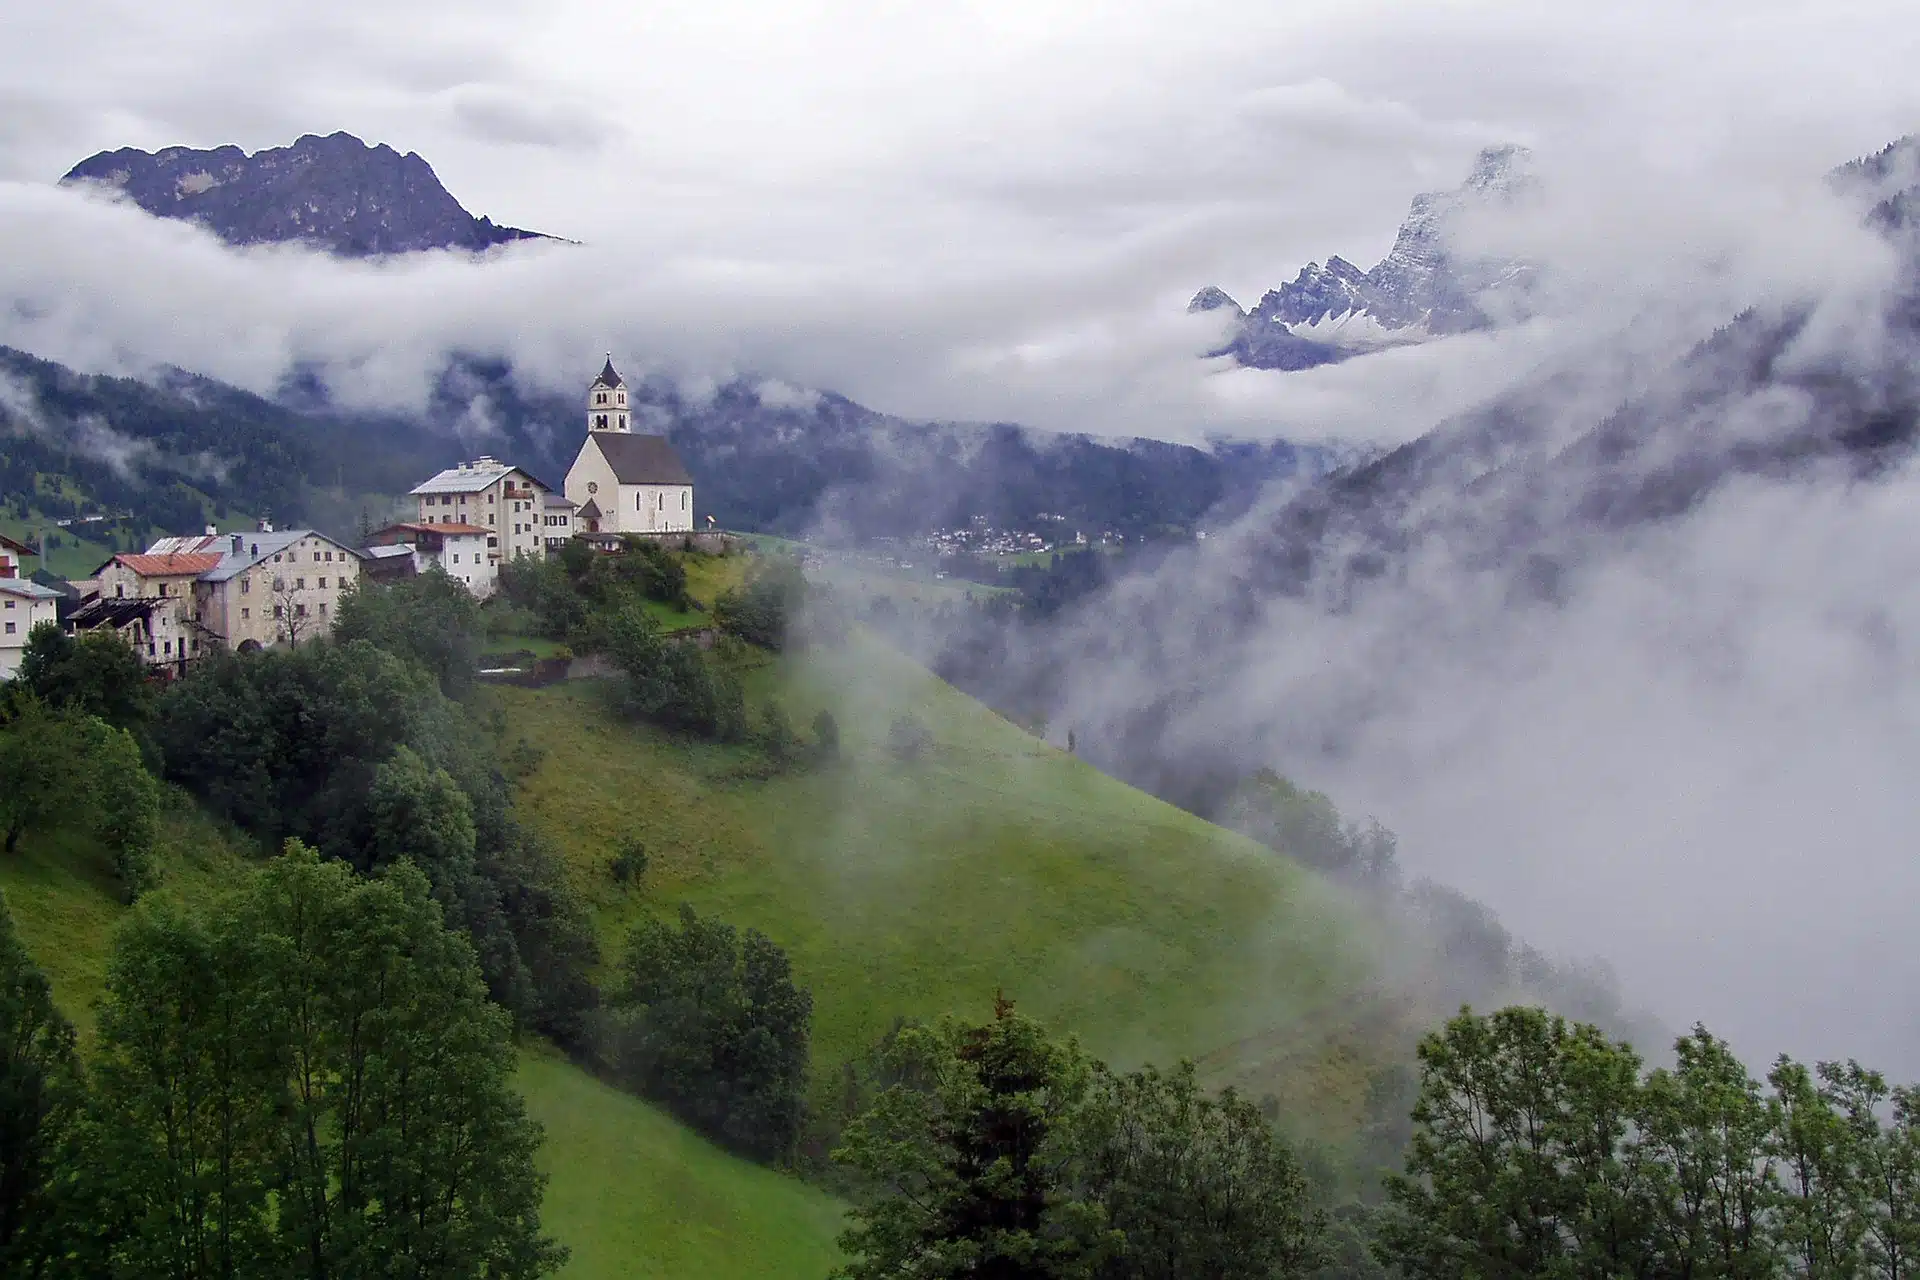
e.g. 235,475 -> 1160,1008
192,529 -> 363,651
409,459 -> 552,565
95,550 -> 223,672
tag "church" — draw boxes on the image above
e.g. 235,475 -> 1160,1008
564,357 -> 696,535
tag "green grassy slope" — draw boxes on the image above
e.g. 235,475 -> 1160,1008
520,1052 -> 845,1278
499,629 -> 1393,1132
1,797 -> 847,1279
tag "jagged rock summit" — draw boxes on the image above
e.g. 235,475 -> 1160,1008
1206,144 -> 1538,370
62,131 -> 554,257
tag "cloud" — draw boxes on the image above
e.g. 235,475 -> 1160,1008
5,0 -> 1920,1071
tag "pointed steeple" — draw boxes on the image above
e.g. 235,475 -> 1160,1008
586,354 -> 631,432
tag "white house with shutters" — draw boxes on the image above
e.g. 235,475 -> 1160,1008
408,459 -> 552,563
565,357 -> 695,535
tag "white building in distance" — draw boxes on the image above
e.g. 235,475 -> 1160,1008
409,458 -> 552,564
565,357 -> 694,536
365,522 -> 497,597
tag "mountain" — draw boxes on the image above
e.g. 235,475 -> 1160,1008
61,132 -> 553,256
1196,144 -> 1538,370
0,345 -> 1341,559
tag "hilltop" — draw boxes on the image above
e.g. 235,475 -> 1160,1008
62,132 -> 553,257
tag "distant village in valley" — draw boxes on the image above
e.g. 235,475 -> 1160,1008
0,357 -> 703,681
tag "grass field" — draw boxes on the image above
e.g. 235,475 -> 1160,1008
497,628 -> 1393,1135
1,785 -> 848,1280
520,1051 -> 846,1278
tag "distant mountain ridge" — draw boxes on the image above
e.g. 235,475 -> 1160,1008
1195,144 -> 1539,370
62,132 -> 554,257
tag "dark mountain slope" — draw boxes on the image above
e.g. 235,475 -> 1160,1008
62,132 -> 552,256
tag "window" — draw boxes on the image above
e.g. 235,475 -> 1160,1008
2,600 -> 11,609
487,537 -> 498,548
241,578 -> 250,594
273,577 -> 285,591
274,553 -> 282,562
116,583 -> 125,599
159,582 -> 170,597
242,608 -> 250,620
164,639 -> 172,655
597,393 -> 606,405
319,603 -> 327,617
659,493 -> 665,510
317,577 -> 327,589
452,554 -> 459,565
274,605 -> 284,619
683,491 -> 688,509
4,622 -> 12,635
296,604 -> 307,617
295,577 -> 305,590
595,414 -> 607,428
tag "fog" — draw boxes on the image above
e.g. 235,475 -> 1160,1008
7,0 -> 1920,1068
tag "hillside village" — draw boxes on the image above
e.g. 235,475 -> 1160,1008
0,358 -> 699,680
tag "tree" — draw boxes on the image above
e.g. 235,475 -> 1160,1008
333,569 -> 485,697
1635,1026 -> 1777,1278
1070,1061 -> 1325,1280
1769,1057 -> 1868,1279
365,744 -> 479,896
15,623 -> 155,737
603,904 -> 812,1161
0,890 -> 83,1276
78,718 -> 161,900
85,843 -> 567,1278
0,699 -> 83,856
599,600 -> 746,740
832,996 -> 1117,1280
1373,1006 -> 1652,1280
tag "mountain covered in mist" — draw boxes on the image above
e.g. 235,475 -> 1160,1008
0,344 -> 1339,550
61,132 -> 553,256
1194,144 -> 1538,370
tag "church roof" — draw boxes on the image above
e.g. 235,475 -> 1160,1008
591,355 -> 624,390
591,431 -> 693,486
575,498 -> 603,520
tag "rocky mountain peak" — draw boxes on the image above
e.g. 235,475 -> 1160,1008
1188,285 -> 1245,316
62,131 -> 554,257
1213,144 -> 1539,369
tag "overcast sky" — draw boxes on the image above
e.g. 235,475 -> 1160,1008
2,0 -> 1917,439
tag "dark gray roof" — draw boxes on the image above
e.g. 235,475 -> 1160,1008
70,596 -> 159,629
591,432 -> 693,485
591,355 -> 624,389
575,498 -> 602,520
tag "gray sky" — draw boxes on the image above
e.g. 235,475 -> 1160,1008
2,0 -> 1917,438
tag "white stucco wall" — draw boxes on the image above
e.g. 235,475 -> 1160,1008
427,533 -> 496,597
618,483 -> 695,533
565,437 -> 623,531
0,594 -> 57,679
587,383 -> 629,433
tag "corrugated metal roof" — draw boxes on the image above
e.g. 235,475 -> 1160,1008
408,457 -> 552,496
0,577 -> 61,600
362,545 -> 415,560
200,530 -> 362,583
146,533 -> 229,555
107,552 -> 225,578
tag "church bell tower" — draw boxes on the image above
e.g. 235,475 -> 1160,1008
587,354 -> 629,433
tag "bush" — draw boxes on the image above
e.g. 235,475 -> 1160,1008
887,713 -> 932,761
715,557 -> 806,650
600,601 -> 747,741
812,709 -> 841,763
602,904 -> 812,1163
610,836 -> 648,886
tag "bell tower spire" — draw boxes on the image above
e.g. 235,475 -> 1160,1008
587,354 -> 630,433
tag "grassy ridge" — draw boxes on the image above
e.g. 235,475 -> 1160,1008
519,1052 -> 846,1278
499,629 -> 1389,1133
0,798 -> 848,1279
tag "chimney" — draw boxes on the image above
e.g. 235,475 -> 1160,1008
205,524 -> 218,537
258,517 -> 274,533
231,534 -> 244,554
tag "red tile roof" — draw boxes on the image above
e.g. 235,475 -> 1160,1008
372,522 -> 493,538
109,552 -> 225,578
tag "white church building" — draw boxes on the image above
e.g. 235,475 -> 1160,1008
564,357 -> 695,535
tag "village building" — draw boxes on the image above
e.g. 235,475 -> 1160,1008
564,358 -> 695,536
94,550 -> 224,673
65,595 -> 164,668
0,531 -> 31,580
541,493 -> 577,551
0,558 -> 60,680
365,522 -> 497,597
409,458 -> 551,565
192,528 -> 363,652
